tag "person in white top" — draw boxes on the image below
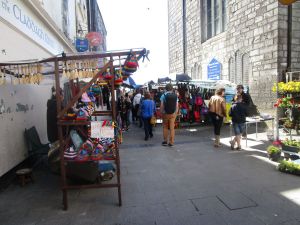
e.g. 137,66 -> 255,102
132,90 -> 142,124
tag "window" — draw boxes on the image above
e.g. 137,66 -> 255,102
62,0 -> 70,38
229,57 -> 235,83
229,51 -> 250,85
201,0 -> 226,42
242,53 -> 250,86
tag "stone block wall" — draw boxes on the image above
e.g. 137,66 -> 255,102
168,0 -> 300,111
168,0 -> 184,74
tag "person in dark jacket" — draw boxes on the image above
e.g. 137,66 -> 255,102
47,87 -> 63,143
141,91 -> 156,141
229,95 -> 247,150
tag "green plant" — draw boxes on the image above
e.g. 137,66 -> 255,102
267,145 -> 281,155
282,139 -> 300,148
278,160 -> 300,175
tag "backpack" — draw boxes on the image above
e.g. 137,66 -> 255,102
163,93 -> 177,114
195,96 -> 203,106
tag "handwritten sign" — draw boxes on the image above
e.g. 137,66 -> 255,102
91,121 -> 114,138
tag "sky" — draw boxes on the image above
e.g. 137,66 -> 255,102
99,0 -> 169,85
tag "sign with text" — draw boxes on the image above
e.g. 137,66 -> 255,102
91,121 -> 114,139
75,38 -> 89,52
207,58 -> 221,80
0,0 -> 63,55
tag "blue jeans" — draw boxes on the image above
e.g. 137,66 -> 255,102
143,117 -> 153,139
233,123 -> 245,135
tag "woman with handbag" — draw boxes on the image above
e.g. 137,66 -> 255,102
141,91 -> 156,141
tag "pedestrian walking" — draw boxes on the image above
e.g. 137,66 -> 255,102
141,91 -> 156,141
160,84 -> 178,147
133,90 -> 142,125
118,94 -> 131,131
229,95 -> 247,150
208,88 -> 226,148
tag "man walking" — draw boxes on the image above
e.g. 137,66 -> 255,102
160,84 -> 178,147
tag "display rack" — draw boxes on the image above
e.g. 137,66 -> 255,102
0,48 -> 148,210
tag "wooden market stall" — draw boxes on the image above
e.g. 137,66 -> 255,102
0,48 -> 149,210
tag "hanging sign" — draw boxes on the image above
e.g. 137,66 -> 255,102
75,38 -> 89,52
86,32 -> 102,47
91,121 -> 114,138
207,58 -> 221,80
278,0 -> 297,5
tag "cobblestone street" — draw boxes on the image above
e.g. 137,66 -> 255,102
1,125 -> 300,225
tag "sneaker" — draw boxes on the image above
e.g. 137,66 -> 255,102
229,140 -> 235,150
236,146 -> 242,151
162,141 -> 168,146
168,143 -> 174,147
144,137 -> 149,141
149,134 -> 153,138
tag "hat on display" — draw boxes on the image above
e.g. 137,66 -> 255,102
81,92 -> 91,103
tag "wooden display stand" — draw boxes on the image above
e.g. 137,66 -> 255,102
0,48 -> 148,210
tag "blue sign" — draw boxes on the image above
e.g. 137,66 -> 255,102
75,38 -> 89,52
207,58 -> 221,80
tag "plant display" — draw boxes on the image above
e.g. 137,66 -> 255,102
274,97 -> 298,108
278,160 -> 300,175
272,81 -> 300,94
267,145 -> 281,155
283,119 -> 295,129
267,145 -> 281,161
282,139 -> 300,148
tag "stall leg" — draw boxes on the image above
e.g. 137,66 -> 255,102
63,189 -> 68,210
246,123 -> 248,147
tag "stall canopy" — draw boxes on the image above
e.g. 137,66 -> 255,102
176,73 -> 191,81
123,76 -> 142,89
158,77 -> 172,83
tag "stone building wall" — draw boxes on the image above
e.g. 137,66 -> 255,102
168,0 -> 184,74
168,0 -> 300,111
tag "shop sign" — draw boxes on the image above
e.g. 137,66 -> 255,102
207,58 -> 221,80
0,0 -> 63,55
75,38 -> 89,52
86,32 -> 102,47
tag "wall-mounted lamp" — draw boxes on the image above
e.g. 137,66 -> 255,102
1,49 -> 6,55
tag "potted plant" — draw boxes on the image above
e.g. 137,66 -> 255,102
267,145 -> 281,162
281,139 -> 300,153
278,160 -> 300,176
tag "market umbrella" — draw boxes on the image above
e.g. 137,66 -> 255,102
176,73 -> 191,81
158,77 -> 172,83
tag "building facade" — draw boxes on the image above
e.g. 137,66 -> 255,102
0,0 -> 106,177
168,0 -> 300,110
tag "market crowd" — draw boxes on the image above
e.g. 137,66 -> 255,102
117,83 -> 251,150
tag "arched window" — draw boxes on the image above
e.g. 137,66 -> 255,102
198,65 -> 202,80
228,57 -> 235,83
242,53 -> 250,86
235,50 -> 242,84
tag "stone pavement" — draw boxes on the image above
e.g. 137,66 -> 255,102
1,124 -> 300,225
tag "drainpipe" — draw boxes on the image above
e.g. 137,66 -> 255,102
287,5 -> 292,72
182,0 -> 187,74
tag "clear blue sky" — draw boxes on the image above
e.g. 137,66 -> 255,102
99,0 -> 169,85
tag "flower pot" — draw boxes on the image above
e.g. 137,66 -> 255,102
282,144 -> 300,153
268,152 -> 281,162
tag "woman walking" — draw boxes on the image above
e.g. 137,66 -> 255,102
141,91 -> 156,141
208,88 -> 226,147
229,95 -> 247,150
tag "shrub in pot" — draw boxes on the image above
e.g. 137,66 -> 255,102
282,139 -> 300,153
278,160 -> 300,176
267,145 -> 281,162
